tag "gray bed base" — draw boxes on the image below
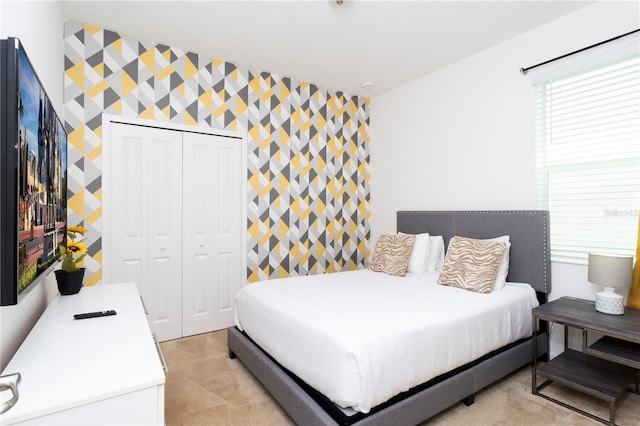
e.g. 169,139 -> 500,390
228,327 -> 548,425
228,210 -> 551,425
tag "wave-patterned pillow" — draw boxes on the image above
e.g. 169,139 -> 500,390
437,236 -> 508,293
369,234 -> 416,276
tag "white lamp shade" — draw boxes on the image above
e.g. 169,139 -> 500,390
588,253 -> 633,289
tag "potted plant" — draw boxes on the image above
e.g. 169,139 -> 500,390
55,225 -> 88,295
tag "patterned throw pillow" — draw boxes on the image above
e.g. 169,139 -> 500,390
437,236 -> 508,293
369,234 -> 416,276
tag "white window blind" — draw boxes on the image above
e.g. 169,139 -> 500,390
535,54 -> 640,262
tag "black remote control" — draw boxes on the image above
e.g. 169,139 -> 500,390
73,310 -> 117,320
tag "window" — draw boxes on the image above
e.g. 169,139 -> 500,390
535,54 -> 640,262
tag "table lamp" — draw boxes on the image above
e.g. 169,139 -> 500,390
588,253 -> 633,315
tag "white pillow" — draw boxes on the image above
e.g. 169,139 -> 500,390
426,235 -> 445,272
488,235 -> 510,291
399,232 -> 430,274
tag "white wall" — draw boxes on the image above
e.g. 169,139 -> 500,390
0,0 -> 65,371
369,1 -> 639,357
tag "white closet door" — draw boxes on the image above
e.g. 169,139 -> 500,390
182,132 -> 243,335
108,124 -> 148,293
109,123 -> 183,341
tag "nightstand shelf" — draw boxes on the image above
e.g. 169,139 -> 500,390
585,336 -> 640,369
532,297 -> 640,425
536,349 -> 637,402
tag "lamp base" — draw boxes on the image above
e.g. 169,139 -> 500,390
595,286 -> 624,315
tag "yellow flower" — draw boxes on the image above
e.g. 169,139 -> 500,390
59,225 -> 89,272
67,225 -> 88,234
67,241 -> 88,254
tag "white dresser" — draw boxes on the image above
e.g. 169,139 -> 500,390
0,282 -> 166,425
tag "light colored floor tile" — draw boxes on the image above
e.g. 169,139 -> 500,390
162,330 -> 640,426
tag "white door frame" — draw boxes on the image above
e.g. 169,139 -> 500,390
102,114 -> 248,290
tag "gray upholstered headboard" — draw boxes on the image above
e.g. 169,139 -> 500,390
396,210 -> 551,296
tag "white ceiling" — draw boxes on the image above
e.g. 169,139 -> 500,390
60,0 -> 594,97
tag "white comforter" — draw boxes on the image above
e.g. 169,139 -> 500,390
235,269 -> 538,413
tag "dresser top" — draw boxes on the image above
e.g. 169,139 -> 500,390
0,283 -> 165,423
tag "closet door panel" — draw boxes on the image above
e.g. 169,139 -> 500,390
108,123 -> 183,342
182,133 -> 242,335
146,128 -> 183,341
182,133 -> 216,336
109,123 -> 148,292
213,142 -> 242,319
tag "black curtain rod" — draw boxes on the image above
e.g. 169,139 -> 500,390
520,28 -> 640,74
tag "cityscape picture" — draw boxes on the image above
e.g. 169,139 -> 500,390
17,46 -> 67,294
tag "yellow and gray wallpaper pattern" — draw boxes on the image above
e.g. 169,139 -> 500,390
63,22 -> 371,285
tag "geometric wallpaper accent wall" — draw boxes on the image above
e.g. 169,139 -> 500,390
63,21 -> 370,285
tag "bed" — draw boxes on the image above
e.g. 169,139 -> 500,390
228,210 -> 551,425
